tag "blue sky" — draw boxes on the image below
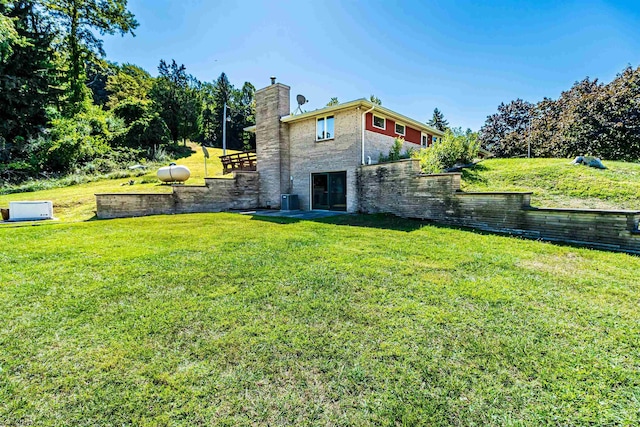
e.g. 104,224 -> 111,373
102,0 -> 640,130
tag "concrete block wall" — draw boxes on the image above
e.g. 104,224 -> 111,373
357,159 -> 640,254
96,172 -> 259,219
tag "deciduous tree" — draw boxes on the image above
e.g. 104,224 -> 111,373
43,0 -> 138,114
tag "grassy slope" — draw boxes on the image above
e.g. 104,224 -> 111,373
461,158 -> 640,210
0,143 -> 228,222
1,213 -> 639,426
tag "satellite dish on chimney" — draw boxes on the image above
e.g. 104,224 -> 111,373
295,94 -> 308,114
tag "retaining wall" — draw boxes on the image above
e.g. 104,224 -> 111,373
96,171 -> 259,219
357,159 -> 640,254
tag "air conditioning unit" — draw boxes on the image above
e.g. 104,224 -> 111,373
8,201 -> 54,221
281,194 -> 299,211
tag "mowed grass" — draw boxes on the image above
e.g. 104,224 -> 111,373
1,213 -> 639,426
461,158 -> 640,210
0,143 -> 229,222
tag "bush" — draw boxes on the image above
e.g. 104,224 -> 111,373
414,128 -> 480,173
378,137 -> 413,163
39,105 -> 120,173
112,99 -> 171,152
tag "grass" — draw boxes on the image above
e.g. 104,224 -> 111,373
1,213 -> 639,425
0,143 -> 229,222
461,158 -> 640,210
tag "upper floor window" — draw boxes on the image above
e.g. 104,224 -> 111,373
395,123 -> 406,136
372,114 -> 386,130
422,135 -> 428,147
316,116 -> 335,141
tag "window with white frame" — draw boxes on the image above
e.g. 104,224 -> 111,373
372,114 -> 385,130
395,123 -> 405,136
422,135 -> 427,147
316,116 -> 335,140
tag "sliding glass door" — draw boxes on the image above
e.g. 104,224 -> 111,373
312,171 -> 347,211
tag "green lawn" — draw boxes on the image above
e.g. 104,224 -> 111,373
0,143 -> 229,222
461,158 -> 640,210
1,213 -> 639,426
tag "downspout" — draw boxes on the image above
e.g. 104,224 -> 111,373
362,104 -> 375,165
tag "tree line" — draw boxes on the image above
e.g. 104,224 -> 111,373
1,0 -> 255,184
479,65 -> 640,161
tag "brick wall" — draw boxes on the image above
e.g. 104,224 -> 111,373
96,172 -> 259,219
364,130 -> 423,165
288,108 -> 362,212
357,159 -> 640,254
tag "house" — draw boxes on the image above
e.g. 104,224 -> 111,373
95,78 -> 640,255
249,78 -> 445,212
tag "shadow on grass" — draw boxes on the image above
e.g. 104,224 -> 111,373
166,144 -> 196,160
460,163 -> 489,185
250,212 -> 639,255
251,213 -> 430,232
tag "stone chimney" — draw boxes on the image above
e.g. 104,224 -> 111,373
255,78 -> 290,208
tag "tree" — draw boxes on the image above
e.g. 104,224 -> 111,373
150,59 -> 201,145
479,99 -> 533,157
105,63 -> 153,109
0,2 -> 27,63
201,73 -> 255,150
369,94 -> 382,105
479,65 -> 640,161
427,108 -> 449,132
326,97 -> 339,106
43,0 -> 138,114
0,1 -> 59,163
85,59 -> 118,106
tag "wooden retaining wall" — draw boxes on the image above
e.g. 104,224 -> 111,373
357,159 -> 640,254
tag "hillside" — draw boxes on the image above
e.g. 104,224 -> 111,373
0,143 -> 229,222
461,158 -> 640,210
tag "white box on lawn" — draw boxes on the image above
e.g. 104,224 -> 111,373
9,201 -> 54,221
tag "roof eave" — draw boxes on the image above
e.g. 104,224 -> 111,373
280,99 -> 445,136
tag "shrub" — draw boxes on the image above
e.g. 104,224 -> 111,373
44,109 -> 111,173
379,137 -> 413,163
112,99 -> 171,152
414,128 -> 480,173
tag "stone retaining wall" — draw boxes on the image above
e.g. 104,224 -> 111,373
357,159 -> 640,254
96,171 -> 259,219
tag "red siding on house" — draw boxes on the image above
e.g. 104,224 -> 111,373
405,127 -> 421,145
365,113 -> 426,145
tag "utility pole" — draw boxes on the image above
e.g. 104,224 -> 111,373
222,102 -> 228,156
527,121 -> 531,159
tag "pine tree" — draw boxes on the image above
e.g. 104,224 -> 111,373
369,94 -> 382,105
150,59 -> 201,145
428,108 -> 449,132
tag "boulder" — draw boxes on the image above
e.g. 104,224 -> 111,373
569,155 -> 606,169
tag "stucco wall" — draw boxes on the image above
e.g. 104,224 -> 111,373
357,159 -> 640,254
